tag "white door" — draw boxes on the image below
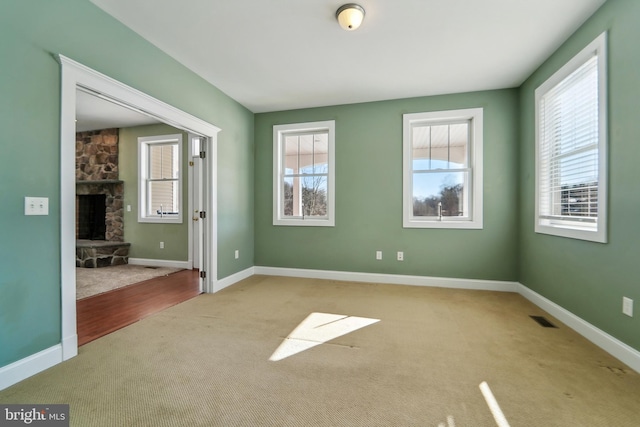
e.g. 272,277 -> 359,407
190,134 -> 207,292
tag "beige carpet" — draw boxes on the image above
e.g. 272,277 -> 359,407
76,264 -> 183,299
2,275 -> 639,426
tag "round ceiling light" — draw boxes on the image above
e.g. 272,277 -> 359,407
336,4 -> 365,31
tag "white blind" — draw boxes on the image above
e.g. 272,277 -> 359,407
539,54 -> 599,223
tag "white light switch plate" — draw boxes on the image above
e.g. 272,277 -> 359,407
623,297 -> 633,317
24,197 -> 49,215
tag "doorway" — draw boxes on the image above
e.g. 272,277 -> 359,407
59,55 -> 220,361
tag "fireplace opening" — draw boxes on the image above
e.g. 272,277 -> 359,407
77,194 -> 107,240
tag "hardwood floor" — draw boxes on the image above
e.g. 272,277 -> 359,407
77,269 -> 201,346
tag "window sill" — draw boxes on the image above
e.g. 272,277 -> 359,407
403,218 -> 483,229
273,218 -> 335,227
138,216 -> 183,224
535,222 -> 606,243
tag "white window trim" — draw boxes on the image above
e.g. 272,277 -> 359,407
403,108 -> 484,229
534,32 -> 607,243
273,120 -> 335,227
138,133 -> 183,224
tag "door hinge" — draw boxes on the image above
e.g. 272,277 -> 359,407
199,151 -> 206,159
199,271 -> 206,279
189,161 -> 194,166
199,211 -> 206,219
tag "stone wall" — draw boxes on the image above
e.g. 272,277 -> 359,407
76,128 -> 119,181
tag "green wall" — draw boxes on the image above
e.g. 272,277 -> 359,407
119,124 -> 189,261
0,0 -> 254,367
519,0 -> 640,351
255,90 -> 520,281
2,0 -> 638,375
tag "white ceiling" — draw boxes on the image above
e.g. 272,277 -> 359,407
76,89 -> 159,132
90,0 -> 607,113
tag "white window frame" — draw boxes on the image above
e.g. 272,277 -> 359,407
273,120 -> 335,227
403,108 -> 483,229
534,32 -> 607,243
138,133 -> 183,224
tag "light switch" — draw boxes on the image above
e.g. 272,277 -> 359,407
24,197 -> 49,215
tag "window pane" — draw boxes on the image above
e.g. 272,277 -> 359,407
449,123 -> 468,168
301,175 -> 327,217
412,125 -> 431,170
148,180 -> 179,215
313,133 -> 329,174
282,176 -> 296,217
412,171 -> 466,217
284,135 -> 299,174
149,144 -> 178,179
298,134 -> 314,174
412,123 -> 467,170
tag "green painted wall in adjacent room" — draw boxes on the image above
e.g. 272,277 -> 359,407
518,0 -> 640,351
0,0 -> 254,367
255,90 -> 520,281
119,124 -> 189,261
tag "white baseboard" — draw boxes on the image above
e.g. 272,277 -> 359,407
518,283 -> 640,374
0,345 -> 62,391
254,266 -> 519,292
214,267 -> 255,293
128,258 -> 191,269
61,334 -> 78,361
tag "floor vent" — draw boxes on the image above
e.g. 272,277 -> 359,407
530,315 -> 557,328
145,266 -> 159,269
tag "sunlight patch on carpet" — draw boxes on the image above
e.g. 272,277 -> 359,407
269,312 -> 380,361
479,381 -> 510,427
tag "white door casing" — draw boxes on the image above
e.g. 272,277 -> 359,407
58,55 -> 220,361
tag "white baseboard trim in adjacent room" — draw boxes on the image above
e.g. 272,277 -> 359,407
215,267 -> 255,293
0,345 -> 62,391
128,258 -> 191,270
254,266 -> 519,292
518,283 -> 640,374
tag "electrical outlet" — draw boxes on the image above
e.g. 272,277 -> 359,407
397,251 -> 404,261
235,250 -> 239,259
127,204 -> 131,212
160,241 -> 165,249
623,297 -> 633,317
376,251 -> 382,260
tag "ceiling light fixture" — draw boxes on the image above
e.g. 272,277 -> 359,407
336,3 -> 365,31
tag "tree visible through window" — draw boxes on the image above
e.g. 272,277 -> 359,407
411,121 -> 469,218
403,109 -> 483,229
282,132 -> 328,218
273,121 -> 335,227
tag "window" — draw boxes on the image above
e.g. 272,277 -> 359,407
138,133 -> 183,223
403,108 -> 483,229
273,121 -> 335,226
535,32 -> 607,243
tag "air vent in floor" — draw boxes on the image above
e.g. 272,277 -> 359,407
530,315 -> 557,328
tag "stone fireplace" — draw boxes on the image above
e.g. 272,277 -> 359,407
76,128 -> 130,267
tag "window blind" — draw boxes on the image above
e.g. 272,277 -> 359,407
539,54 -> 599,223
